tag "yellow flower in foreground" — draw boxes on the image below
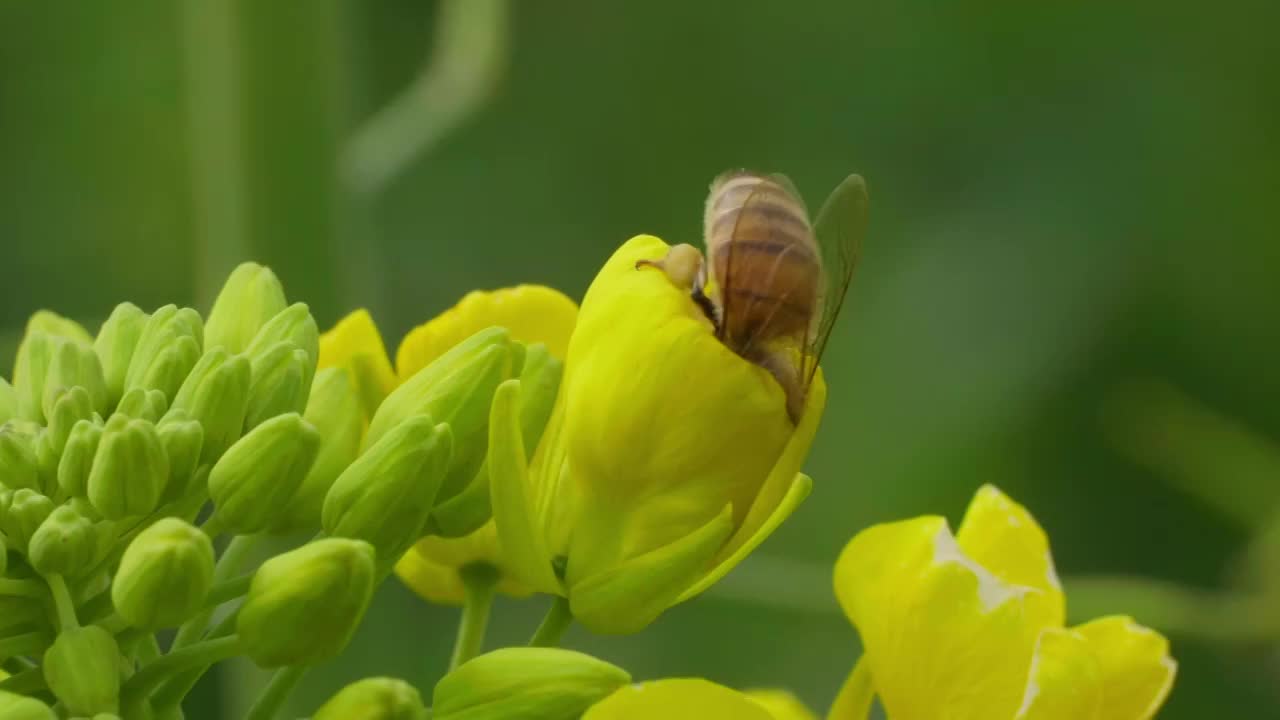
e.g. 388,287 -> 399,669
584,679 -> 781,720
317,286 -> 578,604
832,485 -> 1176,720
490,235 -> 825,634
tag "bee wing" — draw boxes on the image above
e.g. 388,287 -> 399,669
803,174 -> 867,389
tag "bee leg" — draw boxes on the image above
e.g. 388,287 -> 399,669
634,243 -> 704,292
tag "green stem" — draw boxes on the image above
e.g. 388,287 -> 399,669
120,635 -> 241,717
204,573 -> 253,609
172,535 -> 261,651
1065,575 -> 1279,643
244,666 -> 307,720
449,564 -> 499,669
528,595 -> 573,647
151,608 -> 242,710
0,579 -> 46,598
1,656 -> 36,674
0,631 -> 50,658
46,574 -> 78,631
826,658 -> 873,720
0,668 -> 46,694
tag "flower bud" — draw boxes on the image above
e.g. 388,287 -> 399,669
322,417 -> 451,565
113,517 -> 214,629
367,328 -> 514,503
57,420 -> 102,499
12,332 -> 58,424
168,348 -> 251,463
4,488 -> 55,551
0,691 -> 57,720
123,305 -> 204,400
42,340 -> 108,419
0,378 -> 17,424
314,677 -> 427,720
114,387 -> 168,423
156,413 -> 205,503
0,423 -> 39,491
273,367 -> 363,533
42,385 -> 97,454
244,302 -> 319,375
28,503 -> 98,577
433,648 -> 630,720
93,302 -> 148,410
204,262 -> 287,354
42,625 -> 120,716
208,412 -> 320,535
87,414 -> 169,520
244,341 -> 312,430
237,538 -> 376,668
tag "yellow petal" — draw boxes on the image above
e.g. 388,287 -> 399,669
1014,628 -> 1102,720
834,516 -> 1042,720
1073,616 -> 1176,720
745,689 -> 817,720
957,484 -> 1065,628
396,285 -> 578,379
584,679 -> 775,720
317,309 -> 398,419
393,521 -> 531,605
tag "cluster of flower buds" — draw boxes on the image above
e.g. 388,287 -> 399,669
0,262 -> 549,718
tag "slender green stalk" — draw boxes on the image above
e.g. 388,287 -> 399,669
0,668 -> 46,694
0,579 -> 46,599
45,574 -> 78,631
119,635 -> 241,717
203,573 -> 253,609
244,666 -> 307,720
151,608 -> 243,710
172,534 -> 261,651
826,658 -> 873,720
0,631 -> 49,658
449,564 -> 500,669
528,595 -> 574,647
1065,575 -> 1279,643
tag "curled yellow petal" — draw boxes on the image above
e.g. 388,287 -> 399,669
396,285 -> 578,378
317,309 -> 397,419
584,679 -> 775,720
746,688 -> 817,720
393,521 -> 531,605
1014,628 -> 1102,720
1073,616 -> 1176,720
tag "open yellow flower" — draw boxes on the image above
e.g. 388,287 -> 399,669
831,484 -> 1176,720
491,235 -> 824,634
584,679 -> 809,720
316,286 -> 578,604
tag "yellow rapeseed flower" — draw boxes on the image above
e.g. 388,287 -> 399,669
584,679 -> 779,720
831,484 -> 1176,720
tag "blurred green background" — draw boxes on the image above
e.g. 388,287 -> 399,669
3,1 -> 1278,717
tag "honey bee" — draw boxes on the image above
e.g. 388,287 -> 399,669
638,171 -> 867,422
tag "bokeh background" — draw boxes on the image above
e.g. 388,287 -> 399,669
3,1 -> 1278,717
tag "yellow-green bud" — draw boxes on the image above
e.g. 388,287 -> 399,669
57,420 -> 102,500
0,378 -> 17,424
93,302 -> 148,410
4,488 -> 55,551
156,413 -> 205,503
208,412 -> 320,535
322,417 -> 451,564
123,305 -> 203,399
114,387 -> 168,423
0,423 -> 39,491
237,538 -> 376,668
113,517 -> 214,629
42,341 -> 108,419
42,625 -> 120,716
245,341 -> 312,430
88,414 -> 168,520
25,310 -> 94,343
433,648 -> 630,720
314,677 -> 427,720
168,348 -> 251,463
13,312 -> 93,424
273,367 -> 363,533
28,504 -> 97,577
244,302 -> 320,374
0,690 -> 56,720
204,262 -> 288,354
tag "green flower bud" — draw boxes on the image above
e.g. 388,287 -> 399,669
244,341 -> 311,430
0,377 -> 18,424
4,488 -> 55,551
42,340 -> 108,419
123,305 -> 204,400
244,302 -> 320,373
12,332 -> 58,424
112,517 -> 214,629
42,625 -> 120,716
93,302 -> 148,410
168,348 -> 251,463
26,310 -> 94,344
87,414 -> 168,520
237,538 -> 376,668
366,328 -> 515,502
208,413 -> 320,535
322,417 -> 451,565
0,423 -> 39,491
273,367 -> 363,533
57,420 -> 102,499
204,262 -> 288,354
28,504 -> 97,577
114,387 -> 168,423
433,648 -> 630,720
156,413 -> 205,503
0,690 -> 57,720
315,677 -> 427,720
